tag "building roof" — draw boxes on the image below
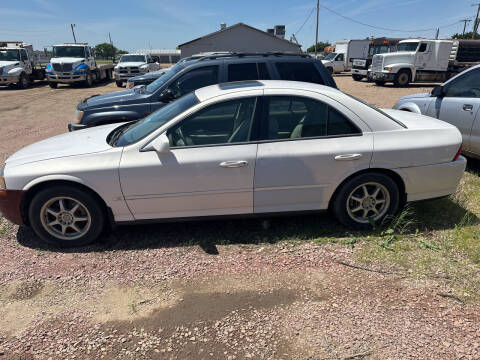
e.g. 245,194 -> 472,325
178,23 -> 301,48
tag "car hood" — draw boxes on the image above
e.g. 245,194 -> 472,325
51,57 -> 85,64
396,92 -> 431,102
78,88 -> 151,109
0,60 -> 19,67
130,69 -> 168,81
116,62 -> 146,67
6,123 -> 121,167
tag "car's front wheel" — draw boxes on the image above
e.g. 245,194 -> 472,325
332,173 -> 401,229
28,185 -> 105,247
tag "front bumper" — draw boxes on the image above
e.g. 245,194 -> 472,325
371,71 -> 395,82
0,189 -> 25,225
114,72 -> 144,80
0,75 -> 20,86
68,122 -> 87,132
47,74 -> 86,83
352,69 -> 367,76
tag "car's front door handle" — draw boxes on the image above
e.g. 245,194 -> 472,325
463,104 -> 473,111
219,160 -> 248,168
334,154 -> 362,161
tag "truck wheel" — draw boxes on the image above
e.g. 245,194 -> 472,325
394,70 -> 411,87
116,81 -> 123,87
17,73 -> 30,89
84,72 -> 93,87
105,69 -> 112,81
49,82 -> 58,89
375,81 -> 386,86
352,75 -> 364,81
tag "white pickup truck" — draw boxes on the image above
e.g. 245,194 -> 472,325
46,43 -> 114,88
321,39 -> 370,74
370,39 -> 480,86
113,54 -> 160,87
0,41 -> 45,89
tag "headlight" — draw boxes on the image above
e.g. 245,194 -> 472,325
74,64 -> 88,74
127,81 -> 134,89
74,109 -> 84,124
0,165 -> 6,189
384,67 -> 393,71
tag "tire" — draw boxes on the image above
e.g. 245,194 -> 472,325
394,70 -> 411,87
105,69 -> 111,81
84,71 -> 93,87
48,82 -> 58,89
28,185 -> 105,247
352,74 -> 364,81
374,81 -> 386,86
17,73 -> 29,89
332,172 -> 401,230
116,81 -> 123,87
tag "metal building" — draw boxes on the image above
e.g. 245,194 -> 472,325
178,23 -> 301,58
135,49 -> 181,63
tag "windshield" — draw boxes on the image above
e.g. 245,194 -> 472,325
397,42 -> 419,52
145,62 -> 185,93
0,49 -> 19,61
120,55 -> 146,63
52,46 -> 85,58
324,52 -> 336,60
115,93 -> 199,146
368,45 -> 389,56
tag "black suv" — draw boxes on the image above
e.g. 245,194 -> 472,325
70,53 -> 337,131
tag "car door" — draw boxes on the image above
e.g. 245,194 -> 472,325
150,65 -> 220,113
425,68 -> 480,151
254,90 -> 373,213
119,93 -> 261,220
334,53 -> 345,72
414,42 -> 430,69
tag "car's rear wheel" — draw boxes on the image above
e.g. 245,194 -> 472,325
116,81 -> 123,87
332,173 -> 401,229
28,185 -> 105,247
352,74 -> 364,81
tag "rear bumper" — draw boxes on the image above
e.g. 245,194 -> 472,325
0,190 -> 25,225
404,156 -> 467,202
47,74 -> 86,83
0,75 -> 19,85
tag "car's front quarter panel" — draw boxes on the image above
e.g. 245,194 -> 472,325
4,149 -> 133,222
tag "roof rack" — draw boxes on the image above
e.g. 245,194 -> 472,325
197,52 -> 312,61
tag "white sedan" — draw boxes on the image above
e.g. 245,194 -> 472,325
0,81 -> 466,247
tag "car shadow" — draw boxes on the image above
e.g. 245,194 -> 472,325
16,196 -> 478,254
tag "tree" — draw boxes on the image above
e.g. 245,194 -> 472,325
306,41 -> 331,53
94,43 -> 117,59
452,32 -> 480,40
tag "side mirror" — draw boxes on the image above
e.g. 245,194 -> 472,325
431,85 -> 445,97
143,134 -> 170,153
159,88 -> 175,103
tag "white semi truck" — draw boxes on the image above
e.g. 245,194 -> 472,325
113,54 -> 160,87
370,38 -> 480,86
321,39 -> 370,74
46,43 -> 114,88
0,41 -> 46,89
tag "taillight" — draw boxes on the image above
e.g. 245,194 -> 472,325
453,145 -> 462,161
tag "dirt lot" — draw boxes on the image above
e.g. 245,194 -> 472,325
1,77 -> 480,360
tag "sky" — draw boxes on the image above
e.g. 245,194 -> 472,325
0,0 -> 478,52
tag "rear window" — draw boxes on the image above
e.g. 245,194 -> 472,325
275,62 -> 324,84
227,63 -> 271,82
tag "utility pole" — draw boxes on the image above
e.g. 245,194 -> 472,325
461,19 -> 471,35
435,28 -> 439,39
314,0 -> 319,57
108,32 -> 113,46
472,3 -> 480,39
70,24 -> 77,43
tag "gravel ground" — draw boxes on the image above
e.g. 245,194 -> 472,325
2,76 -> 478,360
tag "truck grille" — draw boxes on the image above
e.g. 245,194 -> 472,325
119,67 -> 139,74
371,56 -> 383,72
52,63 -> 73,72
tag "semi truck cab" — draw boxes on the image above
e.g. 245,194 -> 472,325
0,41 -> 41,89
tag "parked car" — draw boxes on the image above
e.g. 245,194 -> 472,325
113,54 -> 160,87
394,64 -> 480,158
125,67 -> 171,89
0,81 -> 465,247
69,53 -> 337,131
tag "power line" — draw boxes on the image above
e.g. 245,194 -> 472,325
294,6 -> 316,36
320,5 -> 468,33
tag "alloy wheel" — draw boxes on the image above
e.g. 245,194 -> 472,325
346,182 -> 390,224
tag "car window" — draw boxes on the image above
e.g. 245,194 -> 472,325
336,54 -> 344,61
444,69 -> 480,98
227,63 -> 271,81
265,96 -> 360,140
418,43 -> 427,52
168,66 -> 219,98
20,49 -> 28,61
167,97 -> 257,147
275,62 -> 324,84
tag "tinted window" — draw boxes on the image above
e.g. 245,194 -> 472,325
169,66 -> 218,98
168,97 -> 257,147
20,50 -> 28,61
444,69 -> 480,98
336,54 -> 344,61
275,62 -> 324,84
227,63 -> 271,81
418,43 -> 427,52
265,96 -> 360,140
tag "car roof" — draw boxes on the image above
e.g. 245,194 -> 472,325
194,80 -> 342,102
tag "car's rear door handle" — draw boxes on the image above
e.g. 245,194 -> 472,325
219,160 -> 248,168
334,154 -> 362,161
463,104 -> 473,111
